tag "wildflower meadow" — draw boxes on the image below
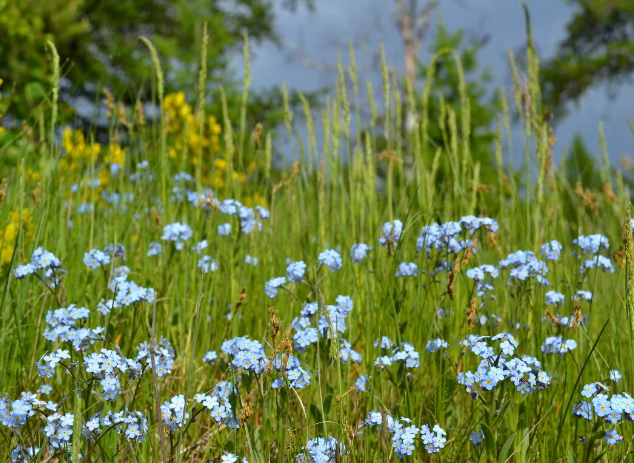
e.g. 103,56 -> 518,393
1,14 -> 634,463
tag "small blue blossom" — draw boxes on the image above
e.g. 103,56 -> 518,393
221,453 -> 238,463
38,384 -> 52,395
318,249 -> 342,271
580,255 -> 614,273
350,243 -> 372,263
10,445 -> 40,462
459,215 -> 499,234
287,261 -> 307,283
160,395 -> 189,431
218,223 -> 232,236
244,255 -> 259,266
356,375 -> 370,391
192,240 -> 208,254
610,370 -> 622,382
396,262 -> 418,277
14,247 -> 62,281
198,256 -> 220,273
203,351 -> 217,365
573,234 -> 610,255
161,222 -> 193,250
147,241 -> 162,257
426,339 -> 448,353
265,277 -> 287,298
13,263 -> 36,279
545,290 -> 565,306
466,264 -> 498,281
379,220 -> 403,246
469,431 -> 484,445
540,240 -> 563,260
573,290 -> 592,302
541,336 -> 577,356
605,429 -> 623,445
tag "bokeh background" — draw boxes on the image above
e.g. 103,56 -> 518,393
247,0 -> 634,165
1,0 -> 632,171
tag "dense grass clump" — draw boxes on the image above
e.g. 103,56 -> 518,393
1,36 -> 634,463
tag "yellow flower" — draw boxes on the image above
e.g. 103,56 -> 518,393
253,192 -> 268,208
105,145 -> 125,165
243,193 -> 268,208
179,105 -> 191,119
188,133 -> 201,149
61,128 -> 75,154
214,158 -> 228,171
98,170 -> 109,186
19,209 -> 32,225
231,171 -> 246,183
174,92 -> 186,107
0,247 -> 12,267
1,208 -> 34,268
3,222 -> 17,243
210,171 -> 225,189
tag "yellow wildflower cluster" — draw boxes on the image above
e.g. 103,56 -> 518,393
163,92 -> 255,190
243,191 -> 269,209
0,209 -> 34,269
207,159 -> 262,191
61,128 -> 101,172
103,144 -> 125,166
164,92 -> 222,164
60,128 -> 125,185
17,164 -> 40,184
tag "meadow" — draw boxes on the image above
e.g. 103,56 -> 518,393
0,33 -> 634,463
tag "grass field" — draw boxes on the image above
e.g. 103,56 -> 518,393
1,37 -> 634,463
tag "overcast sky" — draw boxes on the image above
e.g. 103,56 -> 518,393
231,0 -> 633,166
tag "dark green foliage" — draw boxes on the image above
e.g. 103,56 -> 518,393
416,23 -> 498,187
565,134 -> 602,190
541,0 -> 634,118
0,0 -> 312,121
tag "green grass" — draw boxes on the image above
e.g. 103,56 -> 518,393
0,33 -> 633,463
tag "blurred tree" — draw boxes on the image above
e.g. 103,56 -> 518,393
393,0 -> 440,86
541,0 -> 634,118
0,0 -> 313,122
415,24 -> 498,187
561,133 -> 601,223
565,134 -> 602,189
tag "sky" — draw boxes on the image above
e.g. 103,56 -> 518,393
231,0 -> 634,167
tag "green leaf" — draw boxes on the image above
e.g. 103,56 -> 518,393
443,372 -> 458,406
567,451 -> 578,463
591,451 -> 608,463
494,399 -> 513,429
24,81 -> 46,103
323,394 -> 333,415
497,432 -> 516,463
482,423 -> 496,457
309,404 -> 322,425
520,428 -> 529,463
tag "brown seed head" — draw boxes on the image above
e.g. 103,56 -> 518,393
572,299 -> 582,334
466,298 -> 478,331
268,307 -> 280,342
